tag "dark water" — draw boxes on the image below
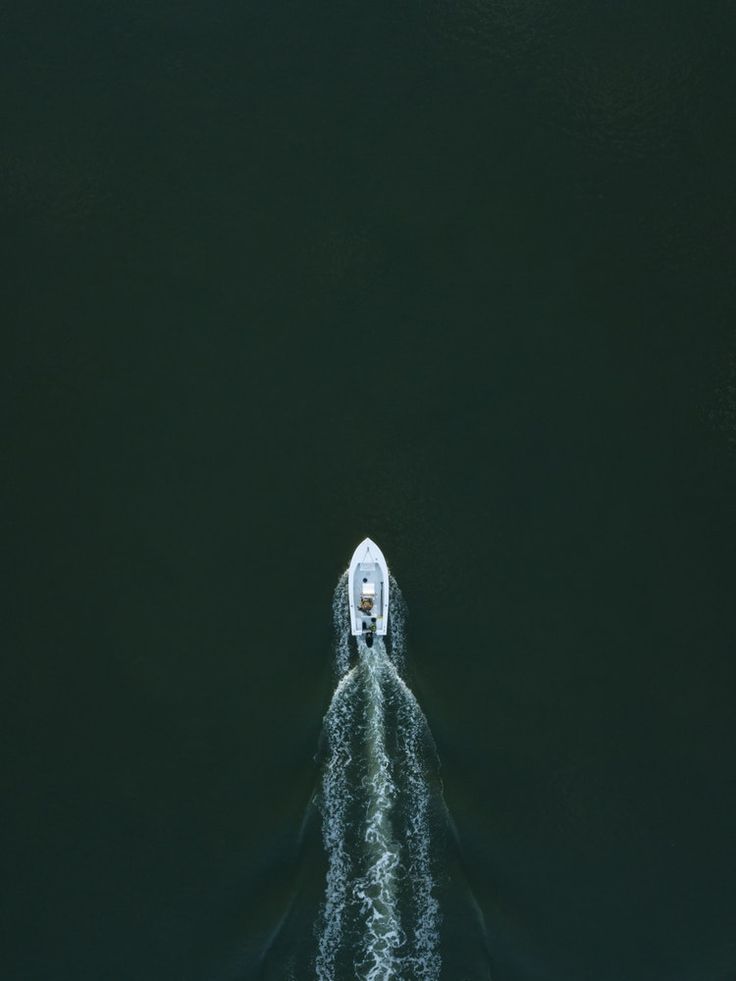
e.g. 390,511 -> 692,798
5,0 -> 736,978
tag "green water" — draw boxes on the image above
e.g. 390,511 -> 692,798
6,0 -> 736,978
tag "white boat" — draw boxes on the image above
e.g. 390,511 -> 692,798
348,537 -> 389,647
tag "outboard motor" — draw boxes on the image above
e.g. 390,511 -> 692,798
366,631 -> 373,648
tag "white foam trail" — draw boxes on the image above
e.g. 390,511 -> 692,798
388,659 -> 442,980
332,569 -> 351,677
385,578 -> 441,977
316,574 -> 441,981
355,642 -> 403,980
387,573 -> 407,672
315,665 -> 358,980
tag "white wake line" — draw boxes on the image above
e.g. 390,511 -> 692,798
315,664 -> 359,981
357,646 -> 403,981
383,648 -> 442,980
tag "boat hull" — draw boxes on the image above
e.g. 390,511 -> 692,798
348,538 -> 389,638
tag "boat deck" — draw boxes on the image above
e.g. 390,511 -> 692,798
353,562 -> 386,635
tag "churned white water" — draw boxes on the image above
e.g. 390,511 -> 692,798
332,570 -> 352,678
355,645 -> 403,980
395,673 -> 441,978
315,574 -> 441,981
315,664 -> 359,979
387,574 -> 407,673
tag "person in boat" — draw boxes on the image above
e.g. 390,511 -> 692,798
359,596 -> 373,613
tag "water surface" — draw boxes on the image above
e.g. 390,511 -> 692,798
5,0 -> 736,978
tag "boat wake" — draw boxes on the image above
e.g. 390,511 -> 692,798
315,575 -> 442,981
